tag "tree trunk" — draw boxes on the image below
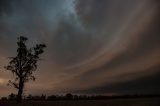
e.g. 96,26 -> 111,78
17,79 -> 24,103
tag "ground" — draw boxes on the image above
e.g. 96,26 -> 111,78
0,98 -> 160,106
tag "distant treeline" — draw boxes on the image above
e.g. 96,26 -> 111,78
1,93 -> 160,101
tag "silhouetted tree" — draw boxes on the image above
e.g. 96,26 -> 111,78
8,93 -> 17,100
47,95 -> 57,100
4,36 -> 46,103
1,97 -> 7,101
40,94 -> 46,100
27,94 -> 33,100
65,93 -> 73,100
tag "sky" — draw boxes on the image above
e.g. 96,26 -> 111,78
0,0 -> 160,97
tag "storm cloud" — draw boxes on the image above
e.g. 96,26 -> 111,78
0,0 -> 160,97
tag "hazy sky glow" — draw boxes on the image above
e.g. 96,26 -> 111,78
0,0 -> 160,97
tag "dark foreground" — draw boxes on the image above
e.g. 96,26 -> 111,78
0,98 -> 160,106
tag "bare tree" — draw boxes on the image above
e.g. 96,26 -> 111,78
4,36 -> 46,103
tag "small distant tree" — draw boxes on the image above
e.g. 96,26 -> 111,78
4,36 -> 46,103
1,97 -> 7,101
40,94 -> 46,100
8,93 -> 17,100
65,93 -> 73,100
27,94 -> 33,100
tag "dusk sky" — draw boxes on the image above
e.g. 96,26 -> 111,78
0,0 -> 160,97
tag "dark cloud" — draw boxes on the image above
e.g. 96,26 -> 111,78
51,20 -> 92,65
0,0 -> 12,16
79,69 -> 160,94
75,0 -> 111,29
45,0 -> 160,94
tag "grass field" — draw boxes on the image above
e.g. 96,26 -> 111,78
0,98 -> 160,106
